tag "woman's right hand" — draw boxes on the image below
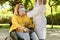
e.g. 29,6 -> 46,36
23,28 -> 29,33
18,26 -> 29,33
17,26 -> 24,31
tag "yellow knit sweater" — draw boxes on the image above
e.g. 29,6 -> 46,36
9,14 -> 34,33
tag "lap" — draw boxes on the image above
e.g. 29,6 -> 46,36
16,29 -> 39,40
16,32 -> 30,39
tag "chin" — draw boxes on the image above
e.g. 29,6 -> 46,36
21,15 -> 25,16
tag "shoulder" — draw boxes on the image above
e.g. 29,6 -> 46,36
12,14 -> 18,18
25,15 -> 29,18
25,15 -> 30,20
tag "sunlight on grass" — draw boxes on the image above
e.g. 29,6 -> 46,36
0,24 -> 60,29
0,24 -> 9,26
0,24 -> 10,28
46,25 -> 60,29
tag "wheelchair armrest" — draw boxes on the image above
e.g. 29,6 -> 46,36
10,30 -> 18,40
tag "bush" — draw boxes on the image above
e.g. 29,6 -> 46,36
0,13 -> 13,24
2,17 -> 11,24
46,13 -> 60,25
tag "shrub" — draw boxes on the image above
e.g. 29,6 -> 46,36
0,13 -> 13,24
46,12 -> 60,25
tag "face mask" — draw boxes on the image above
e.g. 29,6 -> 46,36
20,8 -> 26,12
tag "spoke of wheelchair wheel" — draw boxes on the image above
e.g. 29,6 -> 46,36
5,36 -> 12,40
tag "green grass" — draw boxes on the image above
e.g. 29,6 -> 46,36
47,25 -> 60,29
0,24 -> 10,28
0,24 -> 60,29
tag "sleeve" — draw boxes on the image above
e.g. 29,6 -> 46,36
27,6 -> 39,18
11,15 -> 20,29
27,5 -> 46,18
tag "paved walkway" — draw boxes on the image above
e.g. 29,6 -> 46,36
0,28 -> 60,40
46,29 -> 60,40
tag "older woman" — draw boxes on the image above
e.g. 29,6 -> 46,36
9,3 -> 39,40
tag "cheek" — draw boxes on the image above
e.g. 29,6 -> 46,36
19,13 -> 21,15
19,11 -> 22,14
19,13 -> 23,15
22,13 -> 26,15
18,9 -> 21,12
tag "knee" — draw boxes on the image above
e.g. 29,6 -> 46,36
24,37 -> 30,40
24,33 -> 30,40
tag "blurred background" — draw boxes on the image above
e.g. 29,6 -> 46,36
0,0 -> 60,40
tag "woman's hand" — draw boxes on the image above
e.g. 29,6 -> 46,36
17,26 -> 29,33
17,27 -> 23,30
17,26 -> 25,31
23,28 -> 29,33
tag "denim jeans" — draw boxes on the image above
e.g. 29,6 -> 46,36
16,30 -> 39,40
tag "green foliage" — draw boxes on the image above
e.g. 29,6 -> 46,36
0,12 -> 13,24
46,13 -> 60,25
24,0 -> 34,10
0,0 -> 35,11
49,0 -> 60,6
0,0 -> 8,5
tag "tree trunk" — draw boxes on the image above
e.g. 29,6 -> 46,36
51,6 -> 54,29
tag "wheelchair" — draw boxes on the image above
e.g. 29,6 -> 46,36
5,22 -> 33,40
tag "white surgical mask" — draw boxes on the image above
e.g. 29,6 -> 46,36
20,8 -> 26,12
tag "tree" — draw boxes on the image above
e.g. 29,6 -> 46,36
48,0 -> 60,29
0,0 -> 34,12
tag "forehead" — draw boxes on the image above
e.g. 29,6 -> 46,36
19,5 -> 24,8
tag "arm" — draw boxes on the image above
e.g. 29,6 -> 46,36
12,14 -> 25,30
37,0 -> 42,5
27,5 -> 46,18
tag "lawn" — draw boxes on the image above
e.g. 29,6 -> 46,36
47,25 -> 60,29
0,24 -> 60,29
0,24 -> 10,28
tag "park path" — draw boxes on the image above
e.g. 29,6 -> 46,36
0,28 -> 60,40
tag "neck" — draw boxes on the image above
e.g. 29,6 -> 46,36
19,15 -> 25,17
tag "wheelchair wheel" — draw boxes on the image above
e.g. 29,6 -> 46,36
5,36 -> 13,40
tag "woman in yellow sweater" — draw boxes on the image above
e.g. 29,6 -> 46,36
9,3 -> 39,40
